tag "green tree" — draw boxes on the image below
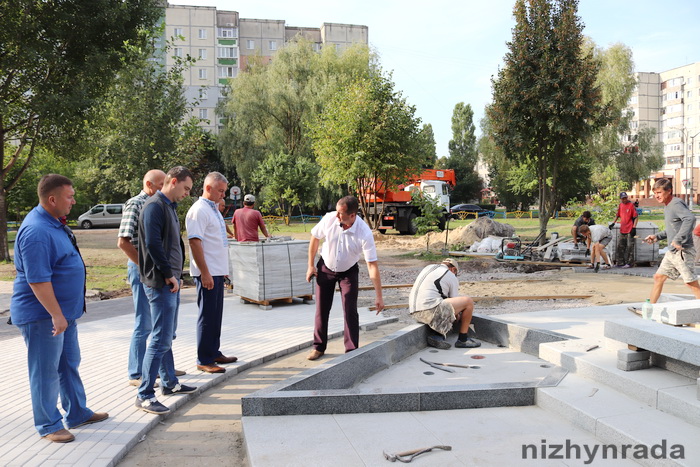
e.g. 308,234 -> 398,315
218,39 -> 371,200
252,152 -> 319,221
0,0 -> 161,259
411,190 -> 443,252
487,0 -> 603,236
78,36 -> 198,202
414,123 -> 438,168
583,41 -> 663,188
447,103 -> 482,203
309,72 -> 424,228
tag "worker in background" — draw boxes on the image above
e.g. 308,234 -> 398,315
577,224 -> 613,272
644,178 -> 700,303
231,194 -> 270,242
611,192 -> 638,268
571,211 -> 595,249
408,258 -> 481,349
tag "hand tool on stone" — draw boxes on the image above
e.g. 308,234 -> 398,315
383,445 -> 452,462
419,358 -> 454,373
420,358 -> 471,370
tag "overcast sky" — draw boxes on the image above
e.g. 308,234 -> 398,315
170,0 -> 700,158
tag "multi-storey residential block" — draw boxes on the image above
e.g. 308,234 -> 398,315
163,4 -> 368,134
627,62 -> 700,206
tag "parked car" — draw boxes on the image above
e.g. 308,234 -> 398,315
78,204 -> 124,229
450,204 -> 488,218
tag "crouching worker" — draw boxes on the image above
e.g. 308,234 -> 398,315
409,258 -> 481,349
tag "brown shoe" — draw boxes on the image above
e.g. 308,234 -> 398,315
70,412 -> 109,429
42,429 -> 75,443
197,363 -> 226,373
214,355 -> 238,364
307,350 -> 324,361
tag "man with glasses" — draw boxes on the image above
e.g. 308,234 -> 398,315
409,258 -> 481,349
11,174 -> 108,443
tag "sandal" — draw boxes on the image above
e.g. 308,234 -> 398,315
602,264 -> 611,270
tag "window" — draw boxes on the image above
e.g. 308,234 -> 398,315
90,205 -> 104,214
688,77 -> 693,85
218,47 -> 238,58
689,104 -> 693,111
218,66 -> 237,78
199,88 -> 208,100
198,29 -> 207,39
629,96 -> 638,105
174,28 -> 184,38
106,205 -> 122,215
173,48 -> 183,58
246,40 -> 255,50
269,40 -> 277,51
217,28 -> 237,38
198,69 -> 207,79
689,117 -> 694,125
199,109 -> 208,119
198,49 -> 207,59
312,43 -> 321,52
688,90 -> 693,98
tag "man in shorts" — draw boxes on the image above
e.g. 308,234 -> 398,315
644,178 -> 700,303
408,258 -> 481,349
577,224 -> 613,272
571,210 -> 595,248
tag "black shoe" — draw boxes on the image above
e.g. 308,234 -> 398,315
135,396 -> 170,415
427,335 -> 451,350
455,337 -> 481,348
161,383 -> 197,396
594,263 -> 600,272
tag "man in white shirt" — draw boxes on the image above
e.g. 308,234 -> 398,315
409,259 -> 481,349
578,224 -> 613,272
305,196 -> 384,360
185,172 -> 237,374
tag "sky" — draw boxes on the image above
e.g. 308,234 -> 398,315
170,0 -> 700,158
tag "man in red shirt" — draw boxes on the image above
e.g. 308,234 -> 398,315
231,194 -> 271,242
612,192 -> 638,268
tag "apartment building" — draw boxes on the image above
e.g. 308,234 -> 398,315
627,62 -> 700,206
163,4 -> 368,133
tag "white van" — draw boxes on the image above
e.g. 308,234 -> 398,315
78,204 -> 124,229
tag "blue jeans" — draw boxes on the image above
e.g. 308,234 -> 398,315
126,261 -> 170,380
17,318 -> 94,436
138,284 -> 180,399
195,276 -> 225,365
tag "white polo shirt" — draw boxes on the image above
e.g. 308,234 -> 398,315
311,211 -> 377,272
185,197 -> 230,277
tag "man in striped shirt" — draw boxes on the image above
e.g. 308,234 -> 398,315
118,170 -> 174,387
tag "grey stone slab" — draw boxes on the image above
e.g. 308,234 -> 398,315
605,318 -> 700,366
419,385 -> 535,411
657,384 -> 700,427
618,348 -> 651,362
471,314 -> 572,357
651,354 -> 700,380
652,299 -> 700,325
617,360 -> 650,371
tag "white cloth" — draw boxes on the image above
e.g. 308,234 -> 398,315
589,224 -> 611,243
310,211 -> 377,272
185,197 -> 229,276
409,264 -> 459,312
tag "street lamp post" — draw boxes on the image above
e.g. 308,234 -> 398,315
691,131 -> 700,210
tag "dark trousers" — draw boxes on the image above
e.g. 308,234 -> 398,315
313,258 -> 359,353
195,276 -> 225,365
616,233 -> 635,266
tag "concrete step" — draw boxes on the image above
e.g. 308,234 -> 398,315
539,338 -> 700,429
537,372 -> 699,466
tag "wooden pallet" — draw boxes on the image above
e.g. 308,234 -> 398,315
239,294 -> 314,309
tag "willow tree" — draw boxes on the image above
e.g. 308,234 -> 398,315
487,0 -> 603,236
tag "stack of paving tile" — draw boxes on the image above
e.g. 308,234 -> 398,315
229,239 -> 312,302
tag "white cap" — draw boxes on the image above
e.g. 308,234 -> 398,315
244,194 -> 255,203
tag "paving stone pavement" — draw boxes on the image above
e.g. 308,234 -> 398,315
0,291 -> 393,467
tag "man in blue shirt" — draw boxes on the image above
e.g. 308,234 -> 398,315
11,174 -> 108,443
135,166 -> 197,415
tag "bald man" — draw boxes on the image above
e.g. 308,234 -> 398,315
118,170 -> 180,387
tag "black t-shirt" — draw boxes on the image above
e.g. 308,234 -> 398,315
573,216 -> 595,228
